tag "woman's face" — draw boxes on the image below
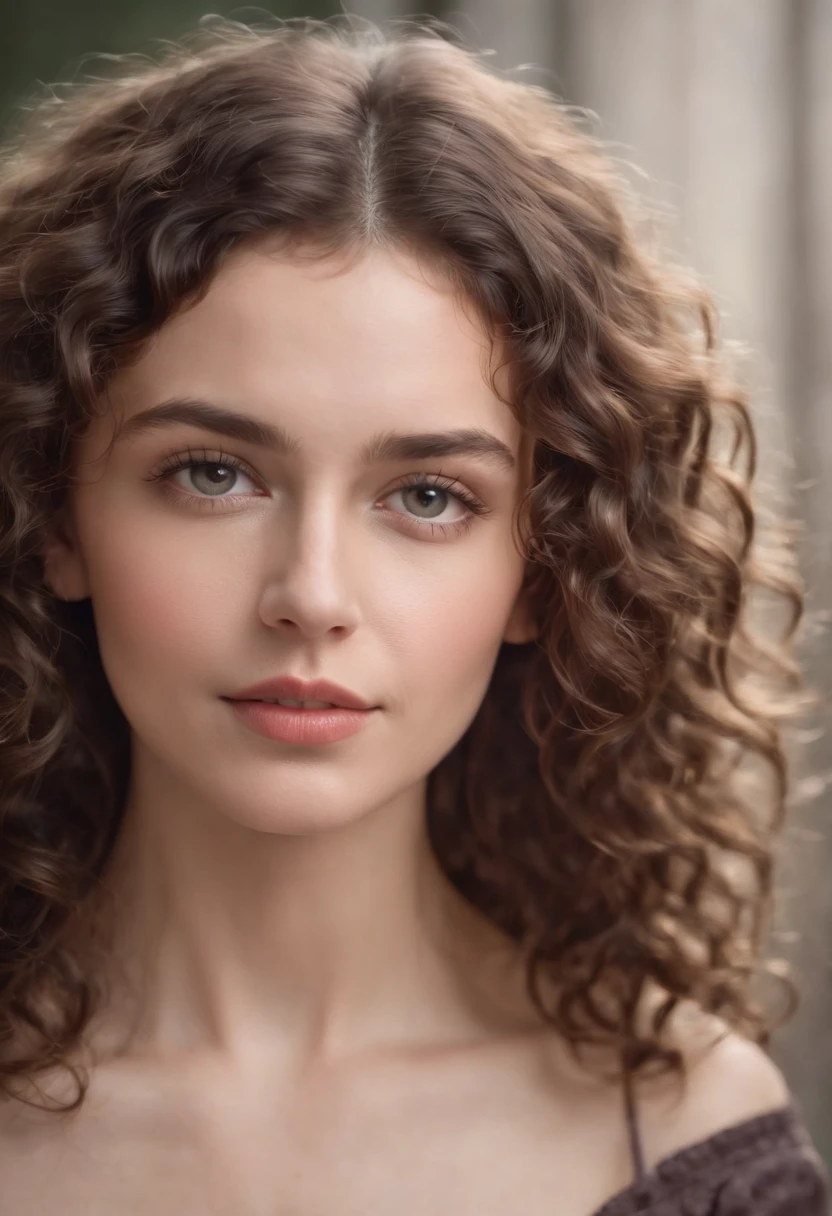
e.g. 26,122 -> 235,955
46,242 -> 535,834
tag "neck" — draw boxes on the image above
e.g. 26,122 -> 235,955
81,745 -> 536,1076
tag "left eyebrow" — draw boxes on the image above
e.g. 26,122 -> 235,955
114,396 -> 517,472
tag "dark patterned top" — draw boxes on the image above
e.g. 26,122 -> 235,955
591,1100 -> 829,1215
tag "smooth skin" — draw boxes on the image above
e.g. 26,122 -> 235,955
2,242 -> 788,1214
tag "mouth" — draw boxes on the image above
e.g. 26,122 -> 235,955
234,697 -> 341,709
225,675 -> 375,711
223,697 -> 377,746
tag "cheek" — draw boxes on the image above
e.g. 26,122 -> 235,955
387,540 -> 526,708
79,504 -> 244,693
78,480 -> 525,717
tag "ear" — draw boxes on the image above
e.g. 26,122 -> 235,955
502,583 -> 538,645
41,505 -> 91,602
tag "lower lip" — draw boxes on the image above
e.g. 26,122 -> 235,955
224,699 -> 376,745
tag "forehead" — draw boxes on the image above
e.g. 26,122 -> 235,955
100,243 -> 522,454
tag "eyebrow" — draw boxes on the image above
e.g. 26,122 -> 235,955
115,397 -> 517,472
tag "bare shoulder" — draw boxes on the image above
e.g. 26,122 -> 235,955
634,1004 -> 791,1171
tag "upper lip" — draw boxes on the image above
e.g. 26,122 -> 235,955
225,675 -> 374,710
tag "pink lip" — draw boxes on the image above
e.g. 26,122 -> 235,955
225,700 -> 375,745
224,675 -> 374,711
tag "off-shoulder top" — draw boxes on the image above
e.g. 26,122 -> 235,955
589,1071 -> 830,1215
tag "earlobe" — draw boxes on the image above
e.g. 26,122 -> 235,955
502,592 -> 538,645
41,510 -> 90,602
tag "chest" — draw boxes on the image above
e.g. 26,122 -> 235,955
0,1061 -> 635,1216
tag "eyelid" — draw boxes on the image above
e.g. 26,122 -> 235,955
146,446 -> 259,484
384,469 -> 489,513
145,447 -> 493,526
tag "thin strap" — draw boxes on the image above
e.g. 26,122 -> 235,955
623,1065 -> 647,1184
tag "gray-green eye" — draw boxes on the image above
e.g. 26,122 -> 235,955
398,484 -> 452,519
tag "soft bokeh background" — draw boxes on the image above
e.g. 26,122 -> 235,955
1,0 -> 829,1171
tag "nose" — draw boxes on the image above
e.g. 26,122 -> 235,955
258,493 -> 363,640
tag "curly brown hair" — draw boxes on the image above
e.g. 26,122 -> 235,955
0,14 -> 813,1114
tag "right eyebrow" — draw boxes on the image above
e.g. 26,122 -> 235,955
115,396 -> 517,473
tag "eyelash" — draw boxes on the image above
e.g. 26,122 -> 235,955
145,446 -> 493,538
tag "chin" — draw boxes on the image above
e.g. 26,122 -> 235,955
220,800 -> 371,838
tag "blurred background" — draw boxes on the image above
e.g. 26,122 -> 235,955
1,0 -> 829,1172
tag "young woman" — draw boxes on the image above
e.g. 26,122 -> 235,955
0,14 -> 827,1214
